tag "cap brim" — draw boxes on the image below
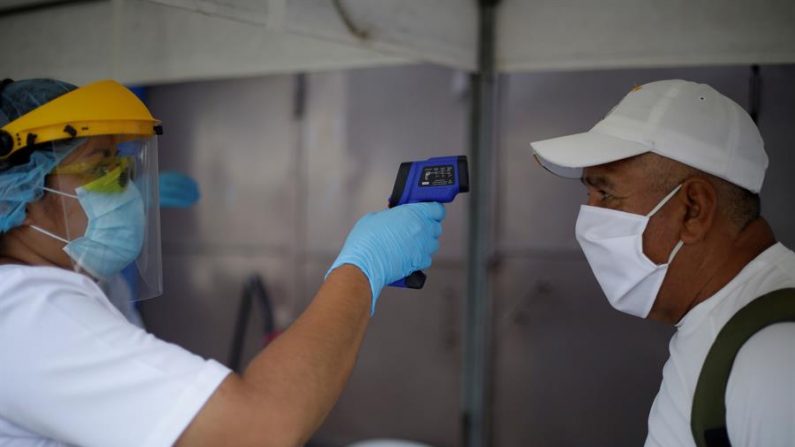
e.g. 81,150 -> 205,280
530,131 -> 650,178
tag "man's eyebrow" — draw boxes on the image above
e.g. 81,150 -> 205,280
580,175 -> 613,189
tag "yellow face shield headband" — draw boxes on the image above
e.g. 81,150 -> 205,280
0,80 -> 162,160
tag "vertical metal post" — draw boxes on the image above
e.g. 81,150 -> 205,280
463,1 -> 499,446
292,73 -> 308,314
749,65 -> 761,124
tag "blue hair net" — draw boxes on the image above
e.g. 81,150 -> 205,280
0,78 -> 76,125
0,79 -> 81,233
158,171 -> 200,208
0,143 -> 81,232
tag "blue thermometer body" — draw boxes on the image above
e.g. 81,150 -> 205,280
388,155 -> 469,289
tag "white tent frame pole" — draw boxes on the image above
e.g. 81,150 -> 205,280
463,0 -> 499,446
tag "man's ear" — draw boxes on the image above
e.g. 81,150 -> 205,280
679,177 -> 718,244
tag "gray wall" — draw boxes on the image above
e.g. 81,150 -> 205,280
138,64 -> 795,446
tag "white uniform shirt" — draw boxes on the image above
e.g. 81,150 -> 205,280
0,265 -> 231,447
645,243 -> 795,446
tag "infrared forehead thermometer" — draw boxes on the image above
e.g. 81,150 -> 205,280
388,155 -> 469,289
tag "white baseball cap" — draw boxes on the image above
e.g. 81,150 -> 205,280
530,80 -> 768,193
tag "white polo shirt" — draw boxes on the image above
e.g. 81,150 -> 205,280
645,243 -> 795,446
0,265 -> 231,447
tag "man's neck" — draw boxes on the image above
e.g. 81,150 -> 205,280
652,218 -> 776,325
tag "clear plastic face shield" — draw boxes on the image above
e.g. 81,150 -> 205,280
0,80 -> 164,301
34,135 -> 162,300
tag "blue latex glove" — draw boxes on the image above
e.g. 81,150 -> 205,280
159,171 -> 200,209
327,202 -> 446,314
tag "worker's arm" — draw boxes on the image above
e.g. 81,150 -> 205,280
176,202 -> 445,447
176,265 -> 370,447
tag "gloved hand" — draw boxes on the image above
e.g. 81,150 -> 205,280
159,171 -> 200,209
327,202 -> 446,314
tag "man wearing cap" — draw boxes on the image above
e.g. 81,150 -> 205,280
531,80 -> 795,446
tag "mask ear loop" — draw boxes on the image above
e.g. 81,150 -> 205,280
42,186 -> 78,200
28,186 -> 77,244
668,240 -> 685,263
646,183 -> 686,265
28,224 -> 69,244
46,169 -> 76,233
42,169 -> 83,275
646,184 -> 683,217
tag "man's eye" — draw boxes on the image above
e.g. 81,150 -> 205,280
594,190 -> 617,202
585,189 -> 617,203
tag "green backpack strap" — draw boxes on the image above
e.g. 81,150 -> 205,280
691,288 -> 795,447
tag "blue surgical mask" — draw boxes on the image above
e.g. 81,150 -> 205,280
31,182 -> 145,279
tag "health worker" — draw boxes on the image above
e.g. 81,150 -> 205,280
0,78 -> 446,447
530,79 -> 795,447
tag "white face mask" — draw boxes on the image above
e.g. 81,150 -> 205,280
575,185 -> 684,318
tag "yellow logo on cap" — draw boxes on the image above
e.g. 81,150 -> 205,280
631,84 -> 642,92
